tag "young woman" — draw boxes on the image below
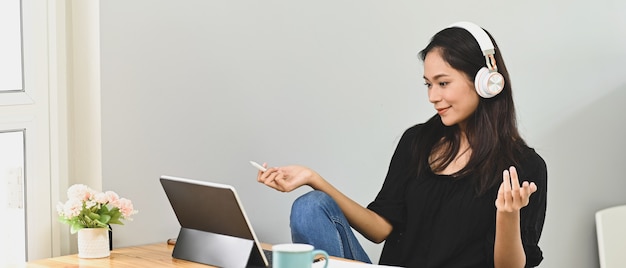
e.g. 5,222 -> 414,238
256,22 -> 547,268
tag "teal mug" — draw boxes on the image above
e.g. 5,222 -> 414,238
272,243 -> 329,268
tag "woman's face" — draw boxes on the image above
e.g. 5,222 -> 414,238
423,49 -> 479,128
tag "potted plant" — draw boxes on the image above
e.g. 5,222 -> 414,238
57,184 -> 138,258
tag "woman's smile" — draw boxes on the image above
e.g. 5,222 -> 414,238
436,106 -> 450,115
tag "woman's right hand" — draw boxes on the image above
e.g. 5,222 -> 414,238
256,164 -> 320,192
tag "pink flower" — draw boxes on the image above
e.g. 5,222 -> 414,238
58,199 -> 83,218
104,191 -> 120,204
93,192 -> 108,204
115,198 -> 136,218
67,184 -> 95,201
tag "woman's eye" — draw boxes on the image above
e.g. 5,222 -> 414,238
439,82 -> 449,87
424,82 -> 432,88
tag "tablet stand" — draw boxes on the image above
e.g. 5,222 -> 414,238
172,227 -> 256,267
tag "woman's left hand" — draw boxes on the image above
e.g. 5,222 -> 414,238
495,166 -> 537,213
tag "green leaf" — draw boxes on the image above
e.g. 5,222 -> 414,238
100,214 -> 111,224
70,223 -> 83,234
58,216 -> 70,225
88,212 -> 100,220
108,219 -> 124,225
93,220 -> 108,228
110,213 -> 121,221
99,206 -> 110,215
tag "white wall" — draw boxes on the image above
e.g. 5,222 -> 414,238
99,1 -> 626,266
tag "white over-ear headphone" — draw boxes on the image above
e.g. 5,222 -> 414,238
449,22 -> 505,98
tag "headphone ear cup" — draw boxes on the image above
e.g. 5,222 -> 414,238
474,67 -> 505,98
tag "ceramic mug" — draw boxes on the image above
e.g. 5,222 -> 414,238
272,243 -> 329,268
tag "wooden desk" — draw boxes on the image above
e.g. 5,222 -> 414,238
26,243 -> 241,267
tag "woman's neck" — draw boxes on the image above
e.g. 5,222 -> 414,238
431,131 -> 472,175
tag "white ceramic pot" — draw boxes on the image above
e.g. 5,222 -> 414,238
77,228 -> 110,258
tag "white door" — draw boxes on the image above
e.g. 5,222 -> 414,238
0,0 -> 54,264
0,130 -> 26,264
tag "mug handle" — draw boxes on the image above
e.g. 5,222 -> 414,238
312,249 -> 330,268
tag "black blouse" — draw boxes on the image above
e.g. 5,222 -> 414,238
367,124 -> 547,267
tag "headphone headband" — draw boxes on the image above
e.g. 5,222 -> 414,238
448,21 -> 495,56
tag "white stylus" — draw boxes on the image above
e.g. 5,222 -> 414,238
249,161 -> 267,172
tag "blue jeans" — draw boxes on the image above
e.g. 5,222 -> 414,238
290,190 -> 372,263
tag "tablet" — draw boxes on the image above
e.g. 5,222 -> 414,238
160,175 -> 270,267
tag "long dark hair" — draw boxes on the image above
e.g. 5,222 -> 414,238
415,26 -> 527,195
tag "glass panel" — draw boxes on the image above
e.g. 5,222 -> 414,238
0,130 -> 26,265
0,0 -> 24,92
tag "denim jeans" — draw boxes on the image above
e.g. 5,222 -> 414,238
290,190 -> 372,263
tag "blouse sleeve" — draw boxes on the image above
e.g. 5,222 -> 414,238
366,124 -> 420,227
519,148 -> 548,267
